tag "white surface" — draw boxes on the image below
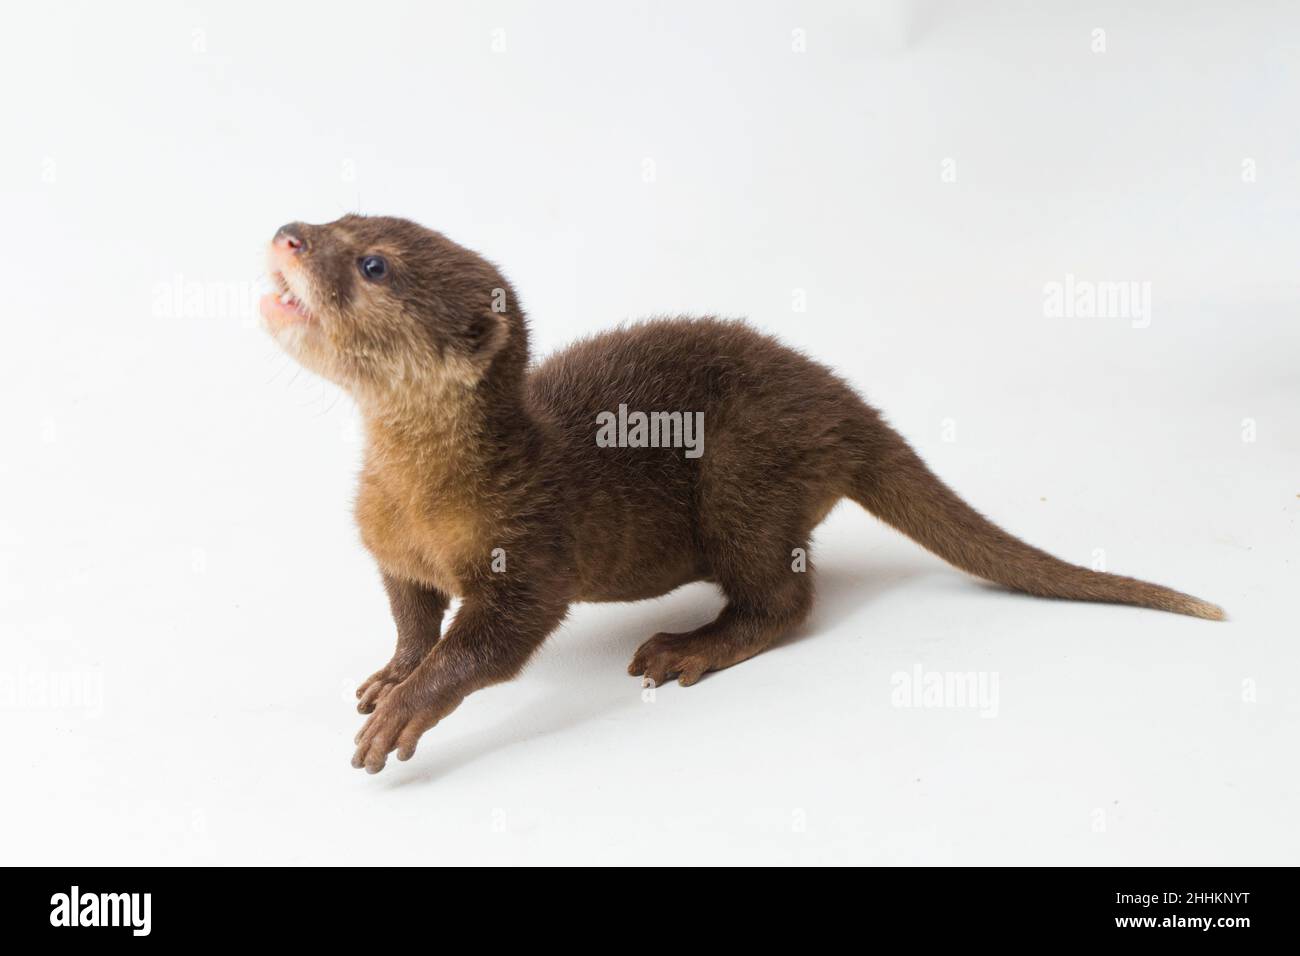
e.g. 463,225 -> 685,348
1,1 -> 1296,865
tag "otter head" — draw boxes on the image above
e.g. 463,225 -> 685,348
260,215 -> 522,404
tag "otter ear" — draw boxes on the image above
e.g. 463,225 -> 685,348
437,310 -> 510,388
462,309 -> 510,365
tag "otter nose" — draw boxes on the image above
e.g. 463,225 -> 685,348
273,223 -> 307,253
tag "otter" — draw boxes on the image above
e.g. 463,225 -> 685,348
260,215 -> 1223,774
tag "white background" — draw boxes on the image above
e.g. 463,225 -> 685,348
1,1 -> 1296,865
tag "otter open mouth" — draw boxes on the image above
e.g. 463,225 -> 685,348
260,271 -> 314,325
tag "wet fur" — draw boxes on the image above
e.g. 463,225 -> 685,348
263,215 -> 1223,774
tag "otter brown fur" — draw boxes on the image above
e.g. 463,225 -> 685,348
260,214 -> 1223,774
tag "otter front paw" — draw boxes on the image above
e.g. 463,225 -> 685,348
355,659 -> 418,714
351,687 -> 463,774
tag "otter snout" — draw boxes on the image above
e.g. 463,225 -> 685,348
262,221 -> 316,327
273,222 -> 308,254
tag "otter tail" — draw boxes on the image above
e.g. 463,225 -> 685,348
849,422 -> 1224,621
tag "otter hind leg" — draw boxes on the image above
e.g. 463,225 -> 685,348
629,538 -> 814,687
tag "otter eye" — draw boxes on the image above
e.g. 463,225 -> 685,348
359,255 -> 388,281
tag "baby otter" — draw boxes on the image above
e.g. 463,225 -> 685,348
261,214 -> 1223,774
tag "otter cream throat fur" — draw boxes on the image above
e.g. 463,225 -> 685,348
260,215 -> 1223,774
